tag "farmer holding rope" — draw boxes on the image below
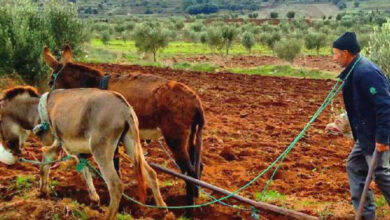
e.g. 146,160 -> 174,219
333,32 -> 390,219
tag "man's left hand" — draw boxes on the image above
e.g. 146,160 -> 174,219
376,143 -> 390,152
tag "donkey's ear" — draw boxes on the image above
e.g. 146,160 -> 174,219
43,46 -> 60,70
62,45 -> 73,63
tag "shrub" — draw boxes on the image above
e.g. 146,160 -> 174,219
274,38 -> 303,64
132,22 -> 171,62
368,21 -> 390,77
241,31 -> 256,52
0,0 -> 88,85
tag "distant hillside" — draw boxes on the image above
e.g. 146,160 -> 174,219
68,0 -> 390,17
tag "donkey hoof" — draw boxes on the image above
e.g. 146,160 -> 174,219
90,200 -> 101,209
184,208 -> 193,218
194,187 -> 200,198
38,189 -> 50,198
163,211 -> 175,220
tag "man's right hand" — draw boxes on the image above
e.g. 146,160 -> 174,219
376,143 -> 390,152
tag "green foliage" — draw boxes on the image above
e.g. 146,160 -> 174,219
15,175 -> 34,189
336,13 -> 344,21
172,62 -> 217,72
91,22 -> 114,34
186,3 -> 219,15
286,11 -> 296,19
115,22 -> 135,33
241,31 -> 256,52
205,27 -> 225,54
204,25 -> 237,56
183,29 -> 200,42
200,32 -> 208,44
117,213 -> 134,220
354,1 -> 360,8
274,38 -> 303,63
230,65 -> 335,79
221,25 -> 238,56
357,33 -> 369,49
43,0 -> 89,56
304,32 -> 327,55
132,22 -> 171,61
270,11 -> 279,18
189,22 -> 205,32
260,32 -> 281,53
368,20 -> 390,77
174,20 -> 185,30
337,1 -> 347,9
70,200 -> 88,220
255,190 -> 287,202
0,0 -> 88,85
248,13 -> 258,19
121,31 -> 131,43
101,30 -> 111,45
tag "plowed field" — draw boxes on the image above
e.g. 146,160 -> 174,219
0,64 -> 387,220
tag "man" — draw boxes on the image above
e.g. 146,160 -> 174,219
333,32 -> 390,219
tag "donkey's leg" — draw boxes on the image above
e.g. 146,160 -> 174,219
143,162 -> 167,207
171,141 -> 196,217
39,140 -> 61,196
123,133 -> 166,207
161,130 -> 196,217
187,122 -> 201,198
92,142 -> 123,220
79,166 -> 100,204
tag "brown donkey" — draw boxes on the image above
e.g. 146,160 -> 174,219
43,46 -> 205,212
0,86 -> 166,220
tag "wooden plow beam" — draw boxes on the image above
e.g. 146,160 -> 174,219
150,163 -> 319,220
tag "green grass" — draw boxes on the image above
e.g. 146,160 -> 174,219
87,38 -> 331,63
229,65 -> 337,79
117,213 -> 133,220
82,39 -> 336,80
70,200 -> 88,220
82,46 -> 336,79
162,180 -> 174,187
15,175 -> 35,189
375,195 -> 389,217
255,190 -> 287,202
89,38 -> 272,57
172,62 -> 217,72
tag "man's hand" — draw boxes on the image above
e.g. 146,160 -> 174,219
376,143 -> 390,152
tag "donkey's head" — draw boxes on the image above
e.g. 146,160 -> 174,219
43,45 -> 103,89
0,86 -> 40,163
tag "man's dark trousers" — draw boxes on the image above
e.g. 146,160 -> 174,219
347,141 -> 390,219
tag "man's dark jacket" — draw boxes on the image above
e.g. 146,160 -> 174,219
339,56 -> 390,155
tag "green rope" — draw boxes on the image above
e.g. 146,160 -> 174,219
19,155 -> 72,166
51,65 -> 66,90
157,140 -> 251,210
259,55 -> 362,199
75,158 -> 88,172
32,122 -> 50,135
